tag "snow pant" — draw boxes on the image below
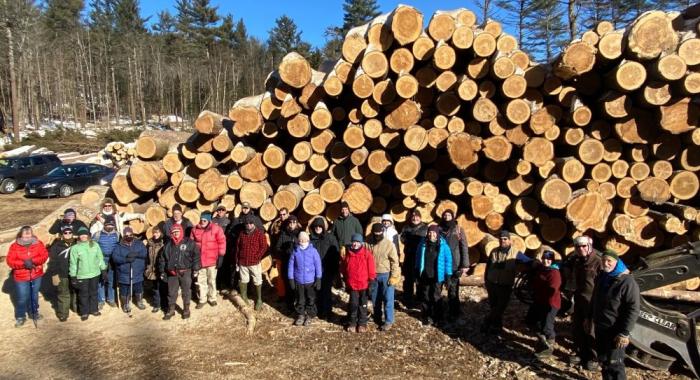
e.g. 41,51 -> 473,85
595,327 -> 627,380
97,264 -> 116,304
56,276 -> 71,320
347,289 -> 369,327
401,252 -> 417,304
216,243 -> 235,291
573,295 -> 597,362
447,274 -> 461,318
197,266 -> 218,303
118,281 -> 144,299
485,281 -> 512,330
418,275 -> 443,321
76,275 -> 100,316
13,276 -> 42,320
144,279 -> 166,309
294,283 -> 317,318
317,271 -> 336,318
370,272 -> 395,325
166,270 -> 192,310
526,303 -> 559,340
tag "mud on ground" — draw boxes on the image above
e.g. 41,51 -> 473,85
0,262 -> 693,379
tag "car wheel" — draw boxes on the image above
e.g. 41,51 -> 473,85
59,184 -> 73,197
1,178 -> 17,194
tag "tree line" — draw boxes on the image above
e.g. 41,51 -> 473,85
0,0 -> 691,143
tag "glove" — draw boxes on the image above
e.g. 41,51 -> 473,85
289,279 -> 296,291
388,277 -> 399,287
23,259 -> 35,270
51,274 -> 60,287
160,273 -> 166,281
192,271 -> 199,279
614,335 -> 630,349
235,265 -> 240,273
314,278 -> 321,290
101,270 -> 108,283
69,277 -> 78,288
216,256 -> 224,269
126,252 -> 136,263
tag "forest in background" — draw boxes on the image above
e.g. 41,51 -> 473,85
0,0 -> 693,143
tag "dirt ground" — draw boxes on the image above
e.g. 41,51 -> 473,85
0,191 -> 81,231
0,262 -> 694,380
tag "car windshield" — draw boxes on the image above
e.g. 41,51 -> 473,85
47,166 -> 79,176
0,159 -> 12,167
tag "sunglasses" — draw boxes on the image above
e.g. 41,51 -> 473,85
499,237 -> 510,241
63,231 -> 73,235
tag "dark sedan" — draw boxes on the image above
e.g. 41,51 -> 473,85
25,163 -> 115,198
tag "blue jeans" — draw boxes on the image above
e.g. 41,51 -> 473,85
370,272 -> 394,325
14,277 -> 42,320
97,264 -> 115,303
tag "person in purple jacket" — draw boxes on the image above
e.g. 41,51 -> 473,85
288,231 -> 322,327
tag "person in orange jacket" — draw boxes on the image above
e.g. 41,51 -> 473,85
6,226 -> 49,327
341,233 -> 376,333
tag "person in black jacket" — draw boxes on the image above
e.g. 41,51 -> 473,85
274,216 -> 301,308
589,250 -> 640,380
159,224 -> 201,320
309,216 -> 340,319
163,204 -> 193,241
48,208 -> 88,237
48,226 -> 77,321
439,209 -> 469,321
400,209 -> 427,307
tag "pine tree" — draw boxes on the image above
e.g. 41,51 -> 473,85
523,0 -> 568,62
268,15 -> 306,66
44,0 -> 84,41
494,0 -> 534,47
175,0 -> 221,51
113,0 -> 147,36
323,0 -> 381,60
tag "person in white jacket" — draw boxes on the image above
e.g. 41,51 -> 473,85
381,214 -> 400,253
89,198 -> 144,237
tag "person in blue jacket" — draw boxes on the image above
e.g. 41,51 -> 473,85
288,231 -> 322,327
415,224 -> 452,326
94,216 -> 119,309
112,227 -> 148,314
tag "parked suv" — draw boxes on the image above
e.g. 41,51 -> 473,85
0,154 -> 62,193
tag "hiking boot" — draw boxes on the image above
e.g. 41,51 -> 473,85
583,361 -> 600,371
423,317 -> 434,326
106,300 -> 117,308
294,316 -> 305,326
303,317 -> 313,326
31,313 -> 43,321
208,300 -> 217,307
151,306 -> 160,313
568,355 -> 581,365
380,323 -> 393,331
357,325 -> 368,333
80,315 -> 89,321
345,325 -> 356,333
14,318 -> 26,328
135,294 -> 146,310
92,311 -> 101,317
163,310 -> 175,320
58,316 -> 68,322
182,305 -> 191,319
98,302 -> 105,311
120,296 -> 130,313
535,347 -> 553,359
220,289 -> 230,296
195,303 -> 206,309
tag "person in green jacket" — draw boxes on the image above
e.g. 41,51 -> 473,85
69,226 -> 107,321
331,201 -> 363,246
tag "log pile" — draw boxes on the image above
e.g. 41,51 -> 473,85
107,4 -> 699,268
101,141 -> 137,167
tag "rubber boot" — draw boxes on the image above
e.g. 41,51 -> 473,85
135,294 -> 146,310
255,285 -> 263,311
182,303 -> 191,319
239,282 -> 249,304
120,296 -> 130,313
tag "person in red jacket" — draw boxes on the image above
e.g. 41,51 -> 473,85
6,226 -> 49,327
190,211 -> 226,309
524,250 -> 562,358
341,233 -> 376,333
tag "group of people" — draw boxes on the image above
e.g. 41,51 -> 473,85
6,197 -> 640,380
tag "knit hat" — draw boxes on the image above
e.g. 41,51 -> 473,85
340,201 -> 350,209
371,222 -> 384,234
427,224 -> 440,234
441,209 -> 454,218
64,208 -> 76,217
123,226 -> 134,235
201,211 -> 212,221
381,214 -> 392,222
76,226 -> 89,236
574,235 -> 592,246
310,217 -> 325,229
102,197 -> 114,207
542,250 -> 556,260
351,233 -> 363,243
298,231 -> 310,242
602,249 -> 619,261
103,215 -> 116,227
410,208 -> 422,218
287,214 -> 298,222
172,204 -> 183,213
498,230 -> 511,238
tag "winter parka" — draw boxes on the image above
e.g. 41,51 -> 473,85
190,222 -> 226,268
6,238 -> 49,282
415,237 -> 453,283
288,244 -> 322,285
342,245 -> 376,291
112,240 -> 148,285
159,237 -> 201,275
69,241 -> 107,280
331,214 -> 363,246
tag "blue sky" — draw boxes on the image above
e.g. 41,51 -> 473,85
140,1 -> 488,48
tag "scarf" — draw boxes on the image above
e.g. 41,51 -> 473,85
600,259 -> 628,291
17,236 -> 37,247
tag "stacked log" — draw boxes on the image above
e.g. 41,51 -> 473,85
107,4 -> 699,271
101,141 -> 136,167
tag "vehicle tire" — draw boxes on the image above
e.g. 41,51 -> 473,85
59,184 -> 73,197
1,178 -> 17,194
